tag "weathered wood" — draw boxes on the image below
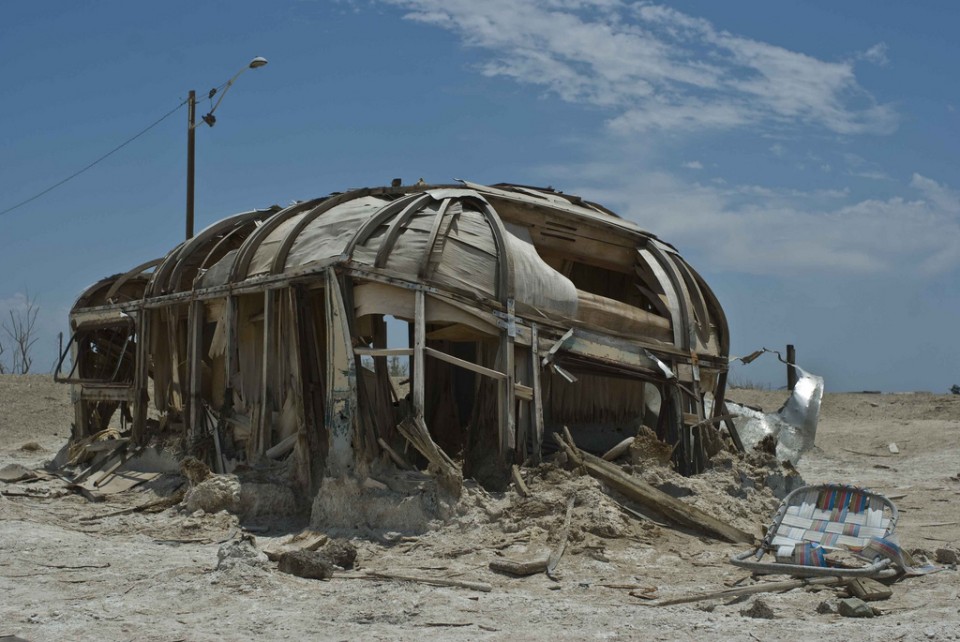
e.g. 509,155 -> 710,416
530,323 -> 545,463
489,555 -> 549,577
513,383 -> 533,402
499,299 -> 516,455
547,496 -> 575,580
324,270 -> 358,475
418,198 -> 454,278
354,347 -> 414,358
378,437 -> 414,470
602,437 -> 634,461
649,576 -> 849,607
541,328 -> 574,366
575,290 -> 672,341
718,401 -> 746,452
552,431 -> 753,544
397,416 -> 462,496
424,346 -> 506,381
511,464 -> 530,497
356,570 -> 492,593
847,578 -> 893,601
266,433 -> 297,460
256,289 -> 276,457
413,290 -> 426,417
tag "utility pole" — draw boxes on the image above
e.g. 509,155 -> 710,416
186,90 -> 197,240
183,57 -> 268,240
786,344 -> 797,391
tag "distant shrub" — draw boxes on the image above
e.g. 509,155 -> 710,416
951,384 -> 960,395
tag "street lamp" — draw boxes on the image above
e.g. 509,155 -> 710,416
186,56 -> 268,239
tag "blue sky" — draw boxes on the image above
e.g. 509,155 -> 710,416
1,1 -> 958,392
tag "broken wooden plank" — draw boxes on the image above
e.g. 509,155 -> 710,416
511,464 -> 530,497
552,431 -> 753,544
648,576 -> 849,607
547,496 -> 575,580
602,437 -> 634,461
378,437 -> 414,470
265,433 -> 297,460
424,346 -> 506,381
530,323 -> 545,463
396,416 -> 462,496
351,570 -> 492,593
489,555 -> 549,577
847,578 -> 893,602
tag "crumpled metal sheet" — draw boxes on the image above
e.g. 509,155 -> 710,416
728,365 -> 824,464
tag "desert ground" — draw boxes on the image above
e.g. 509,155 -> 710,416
0,374 -> 958,641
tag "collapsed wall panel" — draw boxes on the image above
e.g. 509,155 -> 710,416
63,181 -> 731,499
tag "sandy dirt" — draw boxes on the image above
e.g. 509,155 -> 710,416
1,374 -> 958,641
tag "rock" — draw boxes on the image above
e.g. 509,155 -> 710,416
183,474 -> 241,514
216,534 -> 269,571
277,550 -> 334,580
838,597 -> 875,618
323,539 -> 358,569
934,547 -> 957,565
740,598 -> 775,619
0,463 -> 37,483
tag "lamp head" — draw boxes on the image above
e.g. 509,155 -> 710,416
249,57 -> 268,69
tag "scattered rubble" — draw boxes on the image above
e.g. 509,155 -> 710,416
277,550 -> 334,580
837,597 -> 876,618
740,597 -> 775,619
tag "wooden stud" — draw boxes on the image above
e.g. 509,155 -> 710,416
530,323 -> 545,463
324,270 -> 358,475
187,299 -> 204,443
498,299 -> 516,455
413,289 -> 426,418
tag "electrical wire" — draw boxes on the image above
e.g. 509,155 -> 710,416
0,98 -> 190,218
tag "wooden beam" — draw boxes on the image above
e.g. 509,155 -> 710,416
553,430 -> 754,544
499,299 -> 516,455
413,289 -> 426,417
131,308 -> 150,445
530,323 -> 545,463
424,346 -> 506,381
324,270 -> 358,475
513,383 -> 533,402
187,299 -> 204,443
257,289 -> 275,457
418,198 -> 454,278
354,347 -> 414,358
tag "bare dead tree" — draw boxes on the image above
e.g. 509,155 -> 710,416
2,292 -> 39,374
0,338 -> 6,374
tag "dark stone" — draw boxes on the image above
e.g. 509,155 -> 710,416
277,550 -> 333,580
838,597 -> 875,618
323,539 -> 358,569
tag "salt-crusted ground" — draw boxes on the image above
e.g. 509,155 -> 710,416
1,374 -> 958,641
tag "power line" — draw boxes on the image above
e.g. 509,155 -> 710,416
0,98 -> 189,218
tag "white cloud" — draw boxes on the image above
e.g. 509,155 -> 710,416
858,43 -> 889,66
682,160 -> 703,169
385,0 -> 897,135
544,166 -> 960,277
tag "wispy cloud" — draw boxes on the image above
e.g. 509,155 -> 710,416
543,166 -> 960,276
385,0 -> 897,135
858,43 -> 889,66
682,160 -> 703,169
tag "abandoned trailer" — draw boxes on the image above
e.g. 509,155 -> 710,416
57,181 -> 731,506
